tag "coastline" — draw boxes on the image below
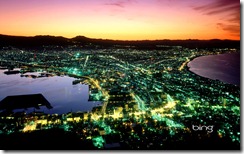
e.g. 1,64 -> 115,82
0,69 -> 101,115
186,52 -> 240,87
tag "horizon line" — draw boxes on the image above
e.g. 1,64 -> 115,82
0,33 -> 240,42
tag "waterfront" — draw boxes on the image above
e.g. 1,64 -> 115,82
188,52 -> 240,86
0,46 -> 240,150
0,0 -> 241,149
0,69 -> 101,114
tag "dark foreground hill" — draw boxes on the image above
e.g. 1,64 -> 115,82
0,34 -> 240,49
0,127 -> 240,150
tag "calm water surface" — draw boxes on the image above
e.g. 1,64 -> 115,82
0,70 -> 101,114
0,52 -> 240,114
188,52 -> 240,86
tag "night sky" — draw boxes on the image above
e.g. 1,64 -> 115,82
0,0 -> 240,40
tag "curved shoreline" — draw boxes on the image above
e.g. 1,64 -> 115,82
0,69 -> 101,114
186,53 -> 239,87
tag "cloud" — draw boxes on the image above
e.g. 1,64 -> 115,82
217,23 -> 240,37
104,0 -> 136,8
193,0 -> 239,12
105,2 -> 124,8
205,4 -> 239,16
103,0 -> 138,20
193,0 -> 240,36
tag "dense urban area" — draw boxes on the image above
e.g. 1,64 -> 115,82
0,42 -> 240,150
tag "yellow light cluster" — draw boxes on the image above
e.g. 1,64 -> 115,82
36,119 -> 47,125
23,124 -> 37,132
164,101 -> 176,109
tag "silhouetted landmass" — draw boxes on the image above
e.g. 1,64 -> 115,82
0,94 -> 53,111
0,35 -> 69,49
0,34 -> 240,50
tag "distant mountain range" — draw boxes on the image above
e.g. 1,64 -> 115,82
0,34 -> 240,49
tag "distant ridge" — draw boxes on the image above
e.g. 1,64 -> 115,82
0,34 -> 240,49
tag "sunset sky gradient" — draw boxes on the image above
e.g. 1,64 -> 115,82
0,0 -> 240,40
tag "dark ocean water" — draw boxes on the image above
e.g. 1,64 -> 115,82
0,70 -> 101,114
187,52 -> 240,86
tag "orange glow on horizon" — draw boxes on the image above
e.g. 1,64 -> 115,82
0,0 -> 240,41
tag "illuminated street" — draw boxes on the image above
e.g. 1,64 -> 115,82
0,45 -> 240,149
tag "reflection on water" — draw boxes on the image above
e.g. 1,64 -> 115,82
188,52 -> 240,86
0,70 -> 101,114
